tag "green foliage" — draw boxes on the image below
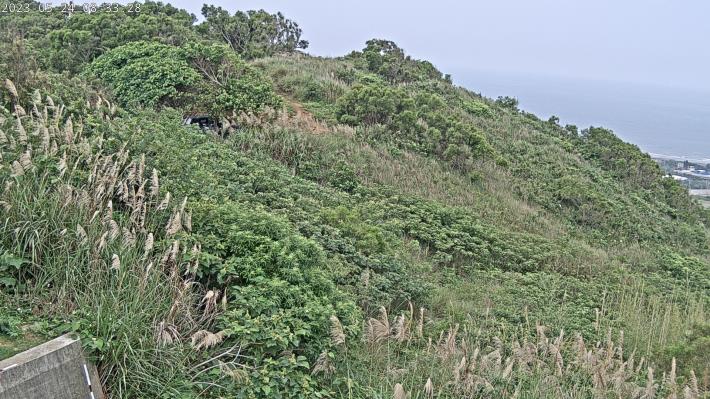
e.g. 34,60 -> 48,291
87,41 -> 281,115
336,77 -> 404,125
0,38 -> 39,98
1,5 -> 709,397
0,250 -> 28,290
230,355 -> 328,398
351,39 -> 444,83
182,42 -> 283,115
463,99 -> 493,117
495,95 -> 519,110
658,252 -> 710,291
87,41 -> 200,107
335,75 -> 493,171
0,1 -> 196,74
661,323 -> 710,375
199,6 -> 308,59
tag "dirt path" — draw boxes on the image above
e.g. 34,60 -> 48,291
283,97 -> 330,134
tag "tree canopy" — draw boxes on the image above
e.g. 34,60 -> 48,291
87,41 -> 281,115
199,6 -> 308,59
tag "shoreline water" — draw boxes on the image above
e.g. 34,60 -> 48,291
649,153 -> 710,164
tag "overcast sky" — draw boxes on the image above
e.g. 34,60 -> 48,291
160,0 -> 710,91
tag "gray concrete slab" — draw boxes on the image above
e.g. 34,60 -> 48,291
0,334 -> 103,399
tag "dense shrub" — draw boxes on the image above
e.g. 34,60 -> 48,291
349,39 -> 444,83
336,76 -> 492,171
87,41 -> 281,116
87,41 -> 200,107
336,77 -> 405,125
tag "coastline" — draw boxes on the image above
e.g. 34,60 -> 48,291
650,153 -> 710,164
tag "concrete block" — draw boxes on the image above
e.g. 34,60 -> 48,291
0,334 -> 103,399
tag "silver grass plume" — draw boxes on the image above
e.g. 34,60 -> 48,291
184,212 -> 192,232
166,209 -> 182,236
394,383 -> 406,399
644,367 -> 656,399
14,105 -> 26,117
424,378 -> 433,399
365,306 -> 390,343
108,219 -> 120,241
330,315 -> 346,346
4,79 -> 18,100
41,125 -> 50,152
103,200 -> 113,224
312,351 -> 334,376
111,254 -> 120,270
144,232 -> 154,256
58,152 -> 67,177
417,307 -> 425,338
190,330 -> 226,350
150,168 -> 159,198
76,224 -> 87,245
16,118 -> 27,144
31,104 -> 41,121
11,161 -> 24,176
96,231 -> 108,252
122,228 -> 136,247
137,154 -> 145,184
64,117 -> 74,144
157,192 -> 171,210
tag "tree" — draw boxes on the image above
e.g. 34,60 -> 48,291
0,1 -> 196,74
87,41 -> 281,116
87,41 -> 199,107
495,96 -> 519,110
356,39 -> 443,83
0,37 -> 40,96
199,6 -> 308,59
182,42 -> 282,115
335,78 -> 404,125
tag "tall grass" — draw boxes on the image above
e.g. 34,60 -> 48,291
0,87 -> 214,397
253,54 -> 352,104
327,303 -> 706,398
604,278 -> 707,358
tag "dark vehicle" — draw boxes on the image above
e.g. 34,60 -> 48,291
183,113 -> 220,131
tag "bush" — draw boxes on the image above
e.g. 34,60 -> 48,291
87,41 -> 200,107
336,78 -> 404,125
353,39 -> 444,83
87,41 -> 281,116
495,95 -> 519,110
463,99 -> 492,117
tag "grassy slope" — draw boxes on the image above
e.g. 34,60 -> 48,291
250,52 -> 709,373
1,47 -> 708,398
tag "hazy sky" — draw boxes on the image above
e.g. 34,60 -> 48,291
162,0 -> 710,91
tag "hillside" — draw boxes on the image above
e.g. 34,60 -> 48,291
0,3 -> 708,398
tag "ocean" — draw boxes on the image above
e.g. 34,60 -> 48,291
451,70 -> 710,162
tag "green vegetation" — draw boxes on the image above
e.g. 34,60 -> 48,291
87,41 -> 281,116
0,3 -> 708,398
